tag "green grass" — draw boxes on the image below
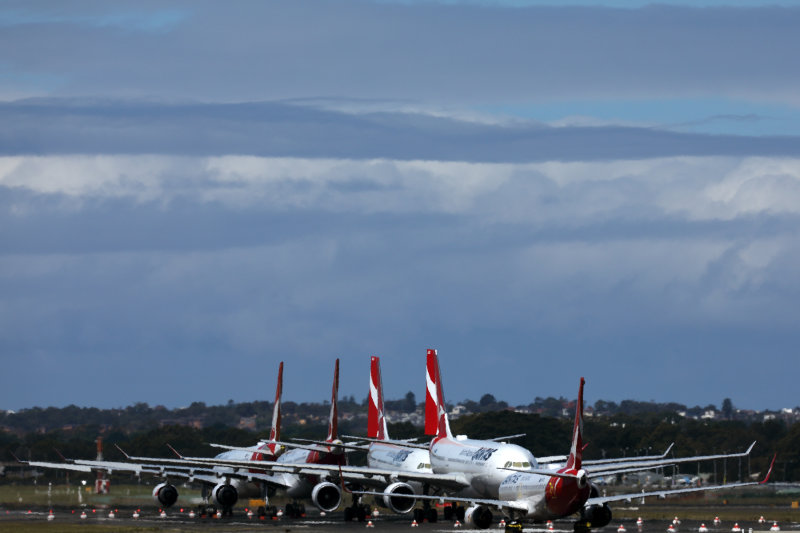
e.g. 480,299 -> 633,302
0,482 -> 204,510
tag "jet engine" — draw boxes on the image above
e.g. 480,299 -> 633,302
578,503 -> 612,529
576,469 -> 588,489
152,482 -> 179,508
211,483 -> 239,509
311,481 -> 342,512
380,482 -> 416,514
465,505 -> 493,529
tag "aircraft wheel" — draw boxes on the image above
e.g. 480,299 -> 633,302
426,508 -> 438,523
444,506 -> 454,520
506,520 -> 524,533
574,522 -> 591,533
344,507 -> 355,521
456,505 -> 466,522
414,509 -> 425,523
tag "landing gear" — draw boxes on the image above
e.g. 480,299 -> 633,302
414,482 -> 437,523
444,504 -> 465,522
413,507 -> 438,523
344,492 -> 371,521
257,505 -> 279,519
505,520 -> 523,533
197,504 -> 215,518
284,502 -> 306,518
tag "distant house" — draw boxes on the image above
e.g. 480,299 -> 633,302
238,415 -> 257,430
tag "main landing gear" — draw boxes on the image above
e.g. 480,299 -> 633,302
256,505 -> 280,519
284,501 -> 306,518
505,520 -> 523,533
344,493 -> 372,521
414,483 -> 438,523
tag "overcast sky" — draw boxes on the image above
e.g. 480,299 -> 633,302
1,0 -> 799,413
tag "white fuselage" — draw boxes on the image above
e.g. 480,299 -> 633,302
212,444 -> 277,499
497,471 -> 552,519
430,436 -> 537,498
367,442 -> 431,492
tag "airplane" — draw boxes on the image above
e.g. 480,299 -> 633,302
13,360 -> 352,519
146,351 -> 760,524
174,358 -> 349,518
15,361 -> 288,517
371,364 -> 776,532
356,356 -> 434,520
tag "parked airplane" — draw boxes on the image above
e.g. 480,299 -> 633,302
16,361 -> 288,517
15,360 -> 351,518
189,359 -> 348,517
153,351 -> 760,524
392,362 -> 775,532
358,356 -> 434,520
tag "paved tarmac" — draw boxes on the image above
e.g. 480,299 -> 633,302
0,506 -> 795,533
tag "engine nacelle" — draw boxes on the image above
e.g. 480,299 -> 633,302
381,482 -> 416,514
311,481 -> 341,512
576,469 -> 588,489
152,482 -> 178,508
465,505 -> 493,529
212,483 -> 239,509
579,504 -> 612,529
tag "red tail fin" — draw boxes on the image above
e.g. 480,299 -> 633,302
565,377 -> 585,470
368,356 -> 389,440
425,349 -> 451,438
326,358 -> 340,442
267,362 -> 283,453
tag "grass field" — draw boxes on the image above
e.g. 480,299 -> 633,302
2,481 -> 799,527
0,482 -> 204,510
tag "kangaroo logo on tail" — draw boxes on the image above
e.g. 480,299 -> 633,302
425,349 -> 452,439
368,356 -> 389,440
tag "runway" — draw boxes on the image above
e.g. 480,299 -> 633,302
0,506 -> 794,533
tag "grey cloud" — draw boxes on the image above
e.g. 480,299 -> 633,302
2,2 -> 799,104
2,99 -> 800,161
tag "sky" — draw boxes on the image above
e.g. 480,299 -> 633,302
1,0 -> 799,413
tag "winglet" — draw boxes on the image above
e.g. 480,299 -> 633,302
114,444 -> 131,460
746,441 -> 756,455
565,377 -> 585,470
759,453 -> 777,484
326,358 -> 340,442
662,443 -> 674,457
166,443 -> 184,459
53,448 -> 68,462
9,450 -> 23,463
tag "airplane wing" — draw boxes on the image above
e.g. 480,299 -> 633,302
340,435 -> 430,450
15,454 -> 298,491
287,438 -> 370,451
586,454 -> 776,507
352,488 -> 531,513
487,433 -> 527,443
537,443 -> 675,466
583,442 -> 756,478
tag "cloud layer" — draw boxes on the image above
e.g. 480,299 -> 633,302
3,153 -> 799,409
2,1 -> 798,412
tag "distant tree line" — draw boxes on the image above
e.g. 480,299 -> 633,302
2,399 -> 798,482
